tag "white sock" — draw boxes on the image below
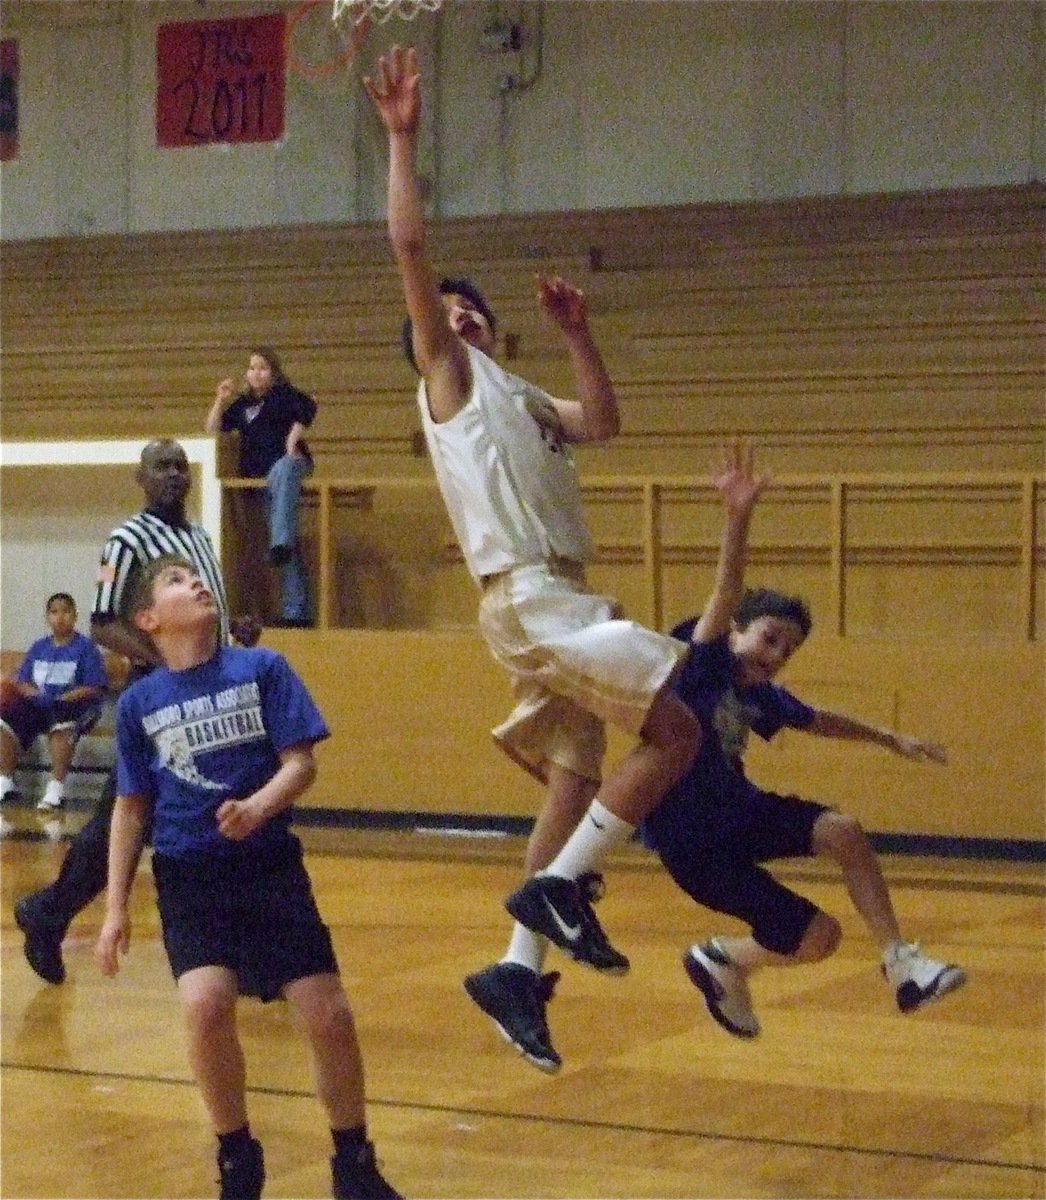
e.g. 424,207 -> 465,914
882,939 -> 907,962
501,923 -> 548,974
0,775 -> 14,799
542,799 -> 635,880
43,778 -> 64,802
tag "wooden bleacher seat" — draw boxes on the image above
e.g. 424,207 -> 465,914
2,183 -> 1042,476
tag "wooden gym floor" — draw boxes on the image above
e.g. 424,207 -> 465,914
1,808 -> 1043,1199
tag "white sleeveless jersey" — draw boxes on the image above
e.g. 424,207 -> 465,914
418,346 -> 593,581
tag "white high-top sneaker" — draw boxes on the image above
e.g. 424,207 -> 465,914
882,941 -> 967,1012
684,939 -> 761,1038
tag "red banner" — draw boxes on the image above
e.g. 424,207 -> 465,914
1,39 -> 18,162
156,12 -> 285,148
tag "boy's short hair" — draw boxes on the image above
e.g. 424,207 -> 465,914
400,276 -> 497,375
46,592 -> 76,611
126,554 -> 196,621
735,587 -> 813,639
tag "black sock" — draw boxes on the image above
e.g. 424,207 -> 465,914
217,1126 -> 254,1158
331,1125 -> 368,1159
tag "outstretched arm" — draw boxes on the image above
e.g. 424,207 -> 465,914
363,46 -> 469,419
693,441 -> 770,644
806,708 -> 948,764
537,275 -> 619,444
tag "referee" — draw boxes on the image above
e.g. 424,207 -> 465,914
14,439 -> 260,984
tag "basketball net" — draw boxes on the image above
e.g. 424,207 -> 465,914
286,0 -> 442,80
332,0 -> 442,28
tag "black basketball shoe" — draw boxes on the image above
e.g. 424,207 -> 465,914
464,961 -> 562,1073
14,896 -> 66,986
505,871 -> 629,975
332,1140 -> 403,1199
217,1136 -> 265,1200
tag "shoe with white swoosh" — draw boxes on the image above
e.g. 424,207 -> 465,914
505,872 -> 629,975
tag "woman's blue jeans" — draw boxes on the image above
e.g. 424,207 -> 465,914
266,453 -> 311,622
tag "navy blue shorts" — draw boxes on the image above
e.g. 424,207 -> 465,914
0,694 -> 100,750
152,835 -> 338,1002
649,789 -> 830,956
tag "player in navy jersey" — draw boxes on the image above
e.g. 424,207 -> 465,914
96,554 -> 401,1200
642,442 -> 966,1039
1,592 -> 108,812
14,440 -> 261,986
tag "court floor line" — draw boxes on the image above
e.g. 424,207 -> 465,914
4,1059 -> 1042,1177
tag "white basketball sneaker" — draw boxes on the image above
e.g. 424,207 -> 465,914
882,941 -> 967,1013
683,939 -> 761,1038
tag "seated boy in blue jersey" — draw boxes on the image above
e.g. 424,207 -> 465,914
1,592 -> 108,813
643,443 -> 966,1039
95,556 -> 401,1200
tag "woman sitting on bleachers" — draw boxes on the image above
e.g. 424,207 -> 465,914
206,347 -> 317,628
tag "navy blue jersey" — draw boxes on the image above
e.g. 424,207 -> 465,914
115,645 -> 329,859
643,621 -> 815,845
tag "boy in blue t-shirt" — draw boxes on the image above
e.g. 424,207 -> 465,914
643,443 -> 966,1039
94,555 -> 401,1200
1,592 -> 108,812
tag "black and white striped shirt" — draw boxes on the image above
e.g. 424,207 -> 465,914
92,509 -> 230,644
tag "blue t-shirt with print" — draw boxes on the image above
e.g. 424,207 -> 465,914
18,632 -> 108,706
642,617 -> 815,847
116,645 -> 329,859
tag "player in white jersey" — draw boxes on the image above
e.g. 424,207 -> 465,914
366,47 -> 702,1071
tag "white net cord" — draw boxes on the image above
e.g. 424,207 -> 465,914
333,0 -> 442,27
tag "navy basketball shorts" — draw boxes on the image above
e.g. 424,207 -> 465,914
0,695 -> 92,749
152,835 -> 338,1002
655,790 -> 831,957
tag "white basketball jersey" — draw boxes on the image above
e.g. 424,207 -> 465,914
418,346 -> 593,581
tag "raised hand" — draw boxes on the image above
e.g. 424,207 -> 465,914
536,274 -> 590,336
363,45 -> 421,136
713,440 -> 770,520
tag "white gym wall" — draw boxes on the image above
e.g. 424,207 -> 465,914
0,0 -> 1041,239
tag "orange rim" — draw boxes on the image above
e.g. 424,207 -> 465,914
285,0 -> 371,80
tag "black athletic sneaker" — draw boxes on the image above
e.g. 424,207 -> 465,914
464,961 -> 562,1073
14,896 -> 66,986
332,1141 -> 403,1199
217,1136 -> 265,1200
504,871 -> 629,975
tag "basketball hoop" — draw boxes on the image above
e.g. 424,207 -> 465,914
286,0 -> 372,81
332,0 -> 442,27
